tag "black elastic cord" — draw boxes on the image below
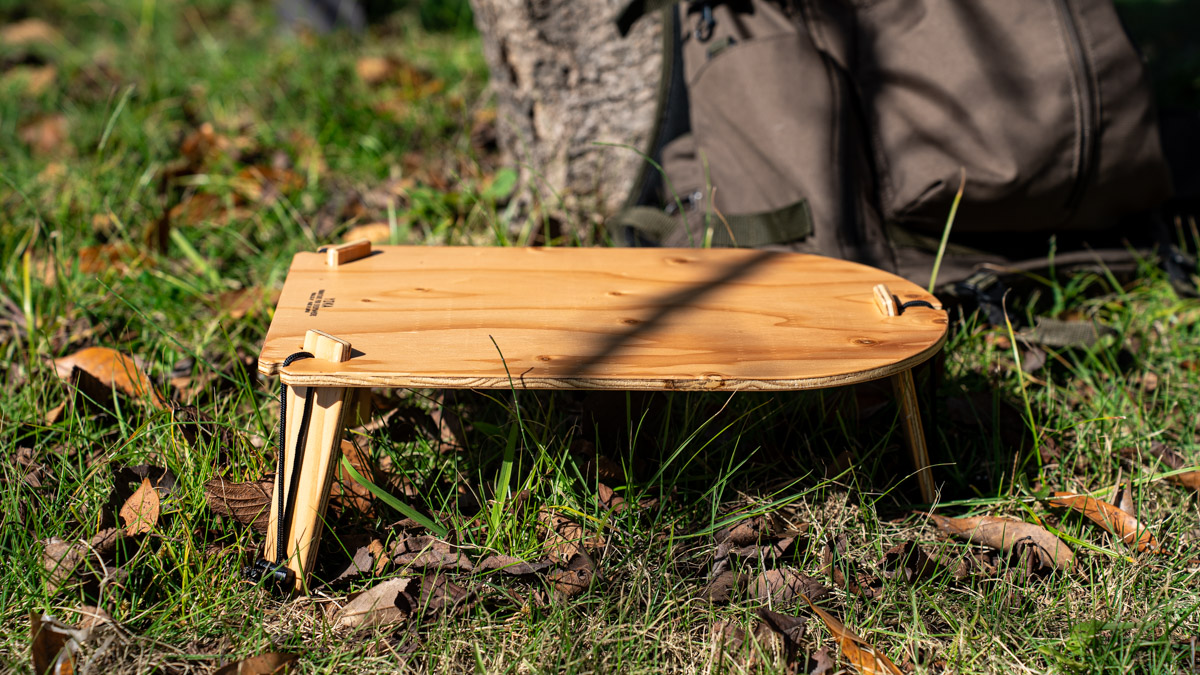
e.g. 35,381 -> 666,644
900,300 -> 936,311
275,351 -> 314,564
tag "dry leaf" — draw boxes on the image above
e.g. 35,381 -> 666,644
2,18 -> 62,45
1049,492 -> 1158,553
1123,443 -> 1200,492
355,56 -> 394,85
119,478 -> 160,535
750,569 -> 828,607
42,528 -> 124,592
19,113 -> 69,155
213,652 -> 298,675
539,508 -> 604,564
390,535 -> 473,572
880,541 -> 943,584
334,577 -> 412,628
547,551 -> 596,599
233,166 -> 304,203
596,483 -> 626,513
703,569 -> 741,603
476,555 -> 550,576
342,222 -> 392,243
804,596 -> 903,675
756,607 -> 807,645
78,242 -> 146,276
204,477 -> 273,532
2,64 -> 57,96
169,193 -> 229,226
332,439 -> 374,516
928,514 -> 1074,571
30,613 -> 86,675
716,513 -> 790,547
53,347 -> 165,408
1114,480 -> 1133,515
400,574 -> 473,620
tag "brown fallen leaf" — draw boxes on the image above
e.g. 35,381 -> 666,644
204,477 -> 273,532
702,569 -> 741,603
928,514 -> 1073,571
331,439 -> 374,516
30,613 -> 85,675
79,242 -> 145,276
1049,492 -> 1158,553
2,18 -> 62,45
42,528 -> 124,592
547,551 -> 596,599
2,64 -> 57,96
539,508 -> 604,564
53,347 -> 165,409
169,192 -> 230,226
233,166 -> 305,203
880,541 -> 944,584
1122,443 -> 1200,492
1113,480 -> 1134,515
716,513 -> 791,547
355,56 -> 395,86
476,555 -> 550,576
213,652 -> 298,675
390,535 -> 473,572
597,483 -> 626,513
342,222 -> 392,244
402,574 -> 473,619
756,607 -> 808,645
119,478 -> 160,535
334,577 -> 412,628
804,596 -> 903,675
809,646 -> 836,674
19,113 -> 69,156
750,569 -> 829,608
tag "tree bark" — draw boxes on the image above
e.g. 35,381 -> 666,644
469,0 -> 662,231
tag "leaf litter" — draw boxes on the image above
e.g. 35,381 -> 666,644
1049,491 -> 1159,553
928,513 -> 1074,572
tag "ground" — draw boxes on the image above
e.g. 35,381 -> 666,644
2,1 -> 1199,673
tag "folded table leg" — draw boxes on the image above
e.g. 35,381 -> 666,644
264,329 -> 353,592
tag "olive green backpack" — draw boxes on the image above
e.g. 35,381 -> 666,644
611,0 -> 1182,295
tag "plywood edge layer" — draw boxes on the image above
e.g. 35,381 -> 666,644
271,332 -> 946,390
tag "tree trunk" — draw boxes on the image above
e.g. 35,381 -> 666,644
469,0 -> 662,233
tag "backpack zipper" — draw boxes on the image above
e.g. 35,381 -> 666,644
1054,0 -> 1099,218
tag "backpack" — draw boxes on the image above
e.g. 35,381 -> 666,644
610,0 -> 1181,293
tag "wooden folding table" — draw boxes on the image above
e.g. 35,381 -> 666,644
257,243 -> 948,591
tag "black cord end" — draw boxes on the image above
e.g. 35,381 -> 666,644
242,558 -> 295,591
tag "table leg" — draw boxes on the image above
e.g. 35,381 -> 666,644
264,330 -> 352,592
891,368 -> 936,504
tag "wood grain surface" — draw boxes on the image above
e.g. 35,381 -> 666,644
258,247 -> 948,391
264,330 -> 352,591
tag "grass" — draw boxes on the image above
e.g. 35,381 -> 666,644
2,1 -> 1200,673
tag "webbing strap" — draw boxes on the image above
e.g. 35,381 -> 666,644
610,199 -> 814,248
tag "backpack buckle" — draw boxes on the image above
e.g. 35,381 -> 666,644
694,4 -> 714,41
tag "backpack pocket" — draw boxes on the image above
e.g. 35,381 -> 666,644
855,0 -> 1171,234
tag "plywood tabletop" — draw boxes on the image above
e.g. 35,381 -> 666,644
258,246 -> 947,391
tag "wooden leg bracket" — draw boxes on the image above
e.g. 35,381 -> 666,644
264,330 -> 353,592
891,369 -> 936,504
